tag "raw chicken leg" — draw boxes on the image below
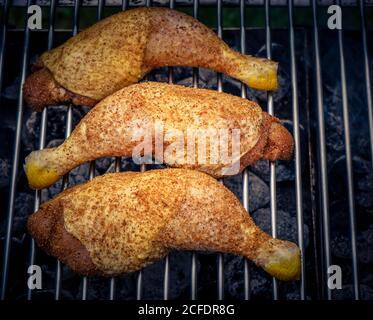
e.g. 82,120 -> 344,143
23,7 -> 278,111
27,169 -> 300,281
24,82 -> 293,189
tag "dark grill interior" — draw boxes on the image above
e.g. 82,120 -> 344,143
0,0 -> 372,300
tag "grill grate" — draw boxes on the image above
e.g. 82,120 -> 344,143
1,0 -> 372,300
288,0 -> 305,299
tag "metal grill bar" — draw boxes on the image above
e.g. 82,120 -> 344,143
264,0 -> 278,300
28,212 -> 37,298
336,0 -> 359,300
311,0 -> 331,300
27,0 -> 57,301
122,0 -> 128,10
109,157 -> 122,300
136,163 -> 147,300
82,277 -> 88,300
55,260 -> 61,299
0,0 -> 33,300
188,0 -> 199,301
359,0 -> 373,170
214,0 -> 225,301
239,0 -> 251,301
163,253 -> 170,300
98,0 -> 105,19
288,0 -> 306,300
82,161 -> 97,300
108,268 -> 116,299
0,18 -> 8,296
136,264 -> 143,299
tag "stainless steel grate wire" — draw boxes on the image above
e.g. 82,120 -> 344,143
0,0 -> 369,301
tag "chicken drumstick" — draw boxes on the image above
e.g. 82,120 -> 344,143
23,7 -> 278,111
28,169 -> 300,281
24,82 -> 293,189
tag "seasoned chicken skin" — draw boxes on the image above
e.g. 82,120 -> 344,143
24,82 -> 294,189
23,7 -> 278,111
27,169 -> 300,281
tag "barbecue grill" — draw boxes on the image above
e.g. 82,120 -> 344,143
0,0 -> 372,301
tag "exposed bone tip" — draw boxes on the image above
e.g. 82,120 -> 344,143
258,239 -> 301,281
25,150 -> 60,190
